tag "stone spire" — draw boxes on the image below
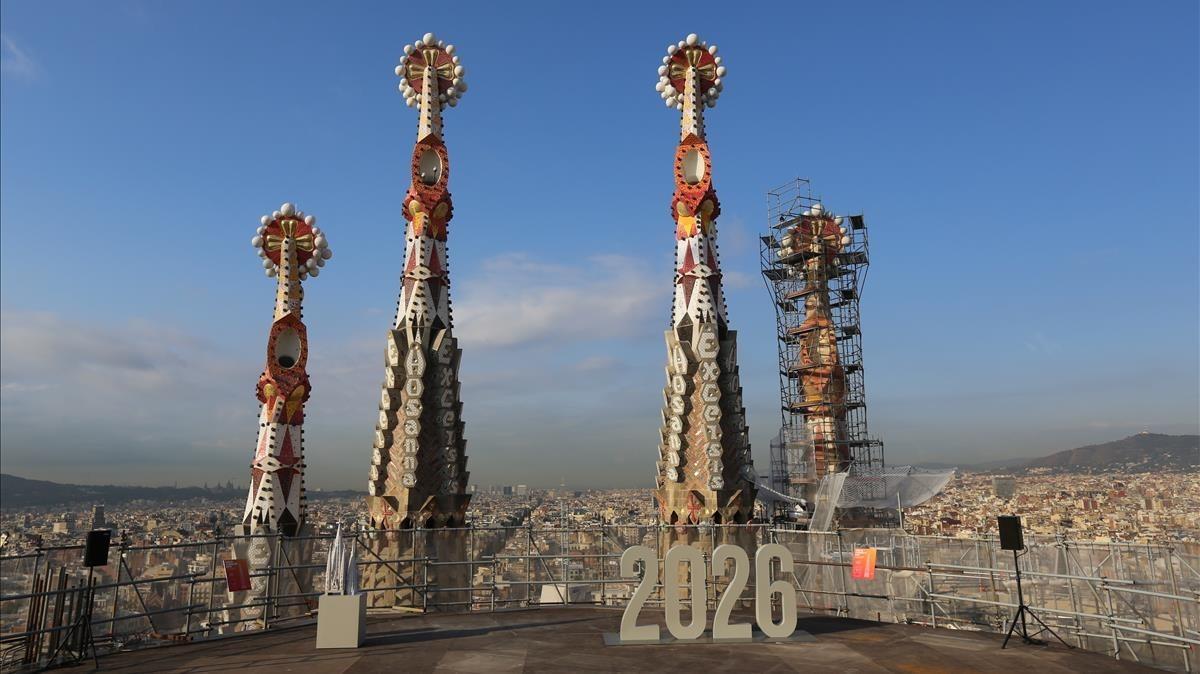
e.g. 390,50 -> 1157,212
366,32 -> 471,530
653,34 -> 755,525
243,202 -> 333,537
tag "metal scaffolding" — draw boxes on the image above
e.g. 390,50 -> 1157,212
760,178 -> 886,522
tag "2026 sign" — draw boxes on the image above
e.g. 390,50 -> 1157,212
618,543 -> 798,642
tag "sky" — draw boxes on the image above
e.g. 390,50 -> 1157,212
1,1 -> 1197,490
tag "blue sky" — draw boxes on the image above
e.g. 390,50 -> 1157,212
1,1 -> 1197,489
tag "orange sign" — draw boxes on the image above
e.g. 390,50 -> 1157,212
851,547 -> 877,580
223,558 -> 251,592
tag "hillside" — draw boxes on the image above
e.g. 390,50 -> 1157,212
1022,433 -> 1198,472
0,474 -> 362,509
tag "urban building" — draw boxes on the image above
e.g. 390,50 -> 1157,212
993,475 -> 1017,500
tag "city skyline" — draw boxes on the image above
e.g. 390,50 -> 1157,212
2,2 -> 1198,490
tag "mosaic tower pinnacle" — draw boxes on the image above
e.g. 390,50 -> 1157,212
653,33 -> 756,525
366,32 -> 471,530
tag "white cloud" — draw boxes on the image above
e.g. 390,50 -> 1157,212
1,34 -> 39,80
0,311 -> 253,476
454,253 -> 662,349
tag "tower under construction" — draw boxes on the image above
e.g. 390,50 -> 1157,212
759,178 -> 884,524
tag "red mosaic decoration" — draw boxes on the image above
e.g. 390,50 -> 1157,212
403,46 -> 455,94
667,46 -> 718,96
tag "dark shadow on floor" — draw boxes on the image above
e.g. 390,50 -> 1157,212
796,615 -> 886,635
364,617 -> 599,646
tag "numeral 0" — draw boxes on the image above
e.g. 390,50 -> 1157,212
618,543 -> 797,642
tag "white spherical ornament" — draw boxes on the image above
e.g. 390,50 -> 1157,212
841,236 -> 852,246
406,97 -> 415,108
321,248 -> 333,260
677,40 -> 685,49
394,65 -> 404,77
706,87 -> 717,97
448,97 -> 457,107
438,92 -> 447,102
251,235 -> 263,247
262,258 -> 273,269
665,96 -> 677,107
306,257 -> 318,270
452,55 -> 460,64
657,65 -> 668,76
298,268 -> 308,279
705,98 -> 715,108
309,266 -> 319,277
662,55 -> 670,65
266,267 -> 276,278
812,203 -> 824,214
716,66 -> 726,77
403,45 -> 413,55
709,45 -> 718,55
802,209 -> 812,216
260,216 -> 270,227
280,203 -> 295,217
445,86 -> 456,96
686,33 -> 698,46
436,39 -> 444,47
834,216 -> 844,225
257,225 -> 266,235
457,80 -> 468,92
316,255 -> 326,267
272,210 -> 281,220
676,101 -> 683,110
446,44 -> 455,54
305,215 -> 316,226
655,81 -> 665,92
664,85 -> 677,97
422,33 -> 435,46
715,81 -> 723,91
257,249 -> 267,258
314,235 -> 327,248
714,56 -> 722,65
667,44 -> 677,55
454,65 -> 465,76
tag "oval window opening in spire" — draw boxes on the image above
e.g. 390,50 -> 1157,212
418,148 -> 442,185
682,148 -> 705,184
276,328 -> 302,368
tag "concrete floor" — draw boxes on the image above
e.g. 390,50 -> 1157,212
66,607 -> 1159,673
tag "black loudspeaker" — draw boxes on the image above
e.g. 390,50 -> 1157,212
998,515 -> 1024,551
83,529 -> 112,567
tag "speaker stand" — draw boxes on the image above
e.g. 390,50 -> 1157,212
42,566 -> 100,670
1001,549 -> 1070,650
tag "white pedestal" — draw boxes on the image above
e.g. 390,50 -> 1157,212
316,593 -> 366,649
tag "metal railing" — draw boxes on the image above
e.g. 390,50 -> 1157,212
1,525 -> 1196,672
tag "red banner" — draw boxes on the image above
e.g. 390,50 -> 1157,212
851,547 -> 877,580
223,558 -> 251,592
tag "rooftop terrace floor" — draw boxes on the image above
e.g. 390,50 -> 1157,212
65,608 -> 1157,673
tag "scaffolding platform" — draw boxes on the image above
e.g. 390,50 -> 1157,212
760,178 -> 887,525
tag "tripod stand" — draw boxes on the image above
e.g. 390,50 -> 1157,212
43,566 -> 100,670
1001,548 -> 1070,649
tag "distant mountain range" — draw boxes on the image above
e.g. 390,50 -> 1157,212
2,433 -> 1195,509
0,474 -> 362,509
917,433 -> 1198,474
